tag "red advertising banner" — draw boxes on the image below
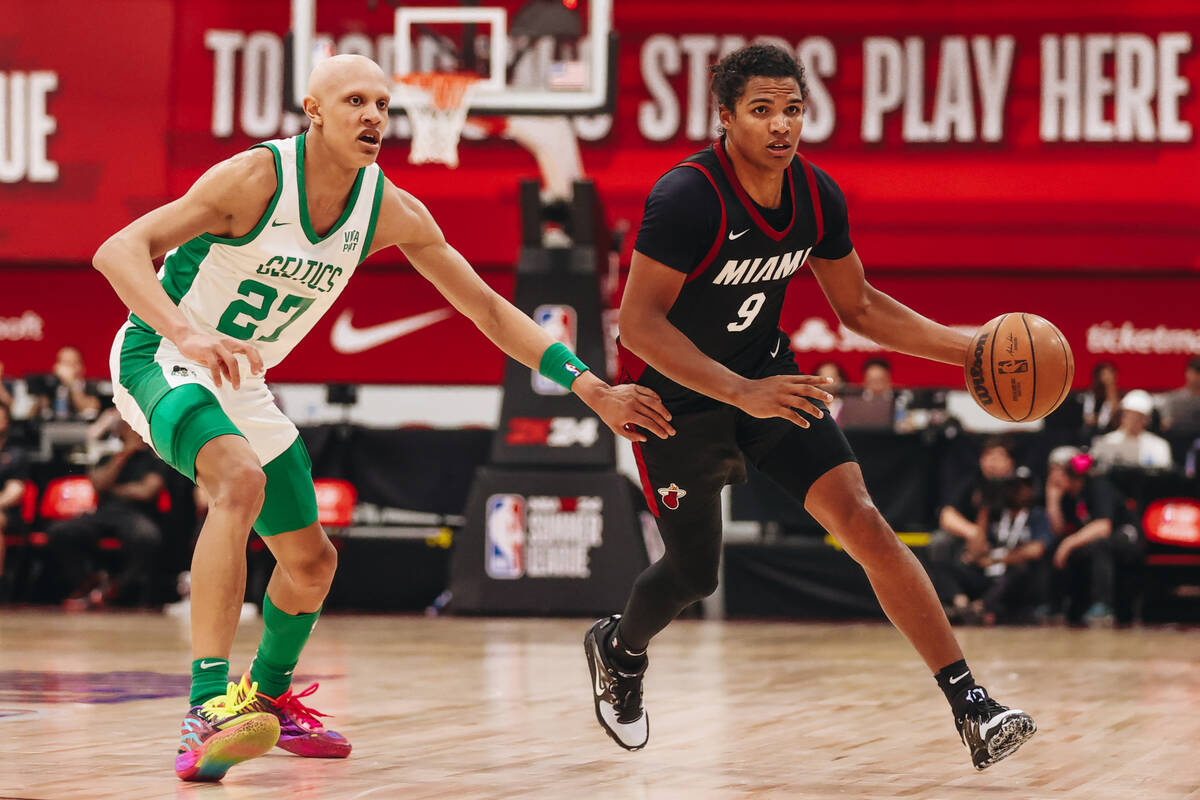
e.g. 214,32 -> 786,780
2,266 -> 1195,389
1,0 -> 1198,270
0,1 -> 176,261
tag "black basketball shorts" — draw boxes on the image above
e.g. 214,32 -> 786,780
630,400 -> 857,526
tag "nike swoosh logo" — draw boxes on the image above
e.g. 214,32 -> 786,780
271,220 -> 290,227
330,308 -> 454,354
770,337 -> 781,358
949,670 -> 971,684
591,640 -> 608,697
728,229 -> 749,240
979,708 -> 1021,738
199,660 -> 224,669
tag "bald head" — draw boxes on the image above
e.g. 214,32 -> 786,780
306,54 -> 388,103
302,54 -> 390,164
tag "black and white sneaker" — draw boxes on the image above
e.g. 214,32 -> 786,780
583,615 -> 649,751
956,687 -> 1037,770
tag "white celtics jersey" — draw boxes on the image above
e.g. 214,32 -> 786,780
147,134 -> 384,369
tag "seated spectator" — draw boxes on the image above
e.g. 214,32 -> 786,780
840,358 -> 906,429
933,434 -> 1016,556
1158,356 -> 1200,438
1044,446 -> 1143,626
48,418 -> 164,609
1090,390 -> 1173,471
27,346 -> 102,421
932,468 -> 1051,624
812,360 -> 848,423
1081,361 -> 1121,437
0,404 -> 31,598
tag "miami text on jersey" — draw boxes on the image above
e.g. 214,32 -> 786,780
711,246 -> 812,286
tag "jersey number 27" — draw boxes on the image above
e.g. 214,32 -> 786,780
217,279 -> 316,343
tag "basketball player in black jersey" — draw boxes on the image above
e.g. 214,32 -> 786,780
583,45 -> 1036,770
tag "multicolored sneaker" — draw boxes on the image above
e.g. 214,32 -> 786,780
175,674 -> 281,782
252,682 -> 351,758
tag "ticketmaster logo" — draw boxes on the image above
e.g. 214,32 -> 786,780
1086,322 -> 1200,354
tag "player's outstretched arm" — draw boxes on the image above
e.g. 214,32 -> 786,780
372,180 -> 674,442
92,151 -> 271,389
809,249 -> 970,366
621,251 -> 832,428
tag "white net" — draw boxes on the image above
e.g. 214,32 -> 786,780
394,73 -> 480,168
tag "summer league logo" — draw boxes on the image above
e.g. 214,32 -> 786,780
485,493 -> 604,580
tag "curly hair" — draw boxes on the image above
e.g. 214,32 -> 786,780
709,44 -> 807,111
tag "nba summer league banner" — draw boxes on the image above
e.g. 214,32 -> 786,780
1,0 -> 1196,269
0,0 -> 1196,386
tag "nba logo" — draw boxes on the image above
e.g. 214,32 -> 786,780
532,304 -> 577,396
485,494 -> 526,579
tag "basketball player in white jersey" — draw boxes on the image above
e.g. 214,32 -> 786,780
93,55 -> 674,782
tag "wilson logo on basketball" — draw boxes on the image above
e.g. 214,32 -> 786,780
657,483 -> 687,510
968,331 -> 994,406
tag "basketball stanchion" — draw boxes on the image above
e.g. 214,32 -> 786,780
449,181 -> 651,615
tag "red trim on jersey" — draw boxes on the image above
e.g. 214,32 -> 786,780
616,338 -> 648,383
631,443 -> 659,517
713,138 -> 796,243
677,162 -> 726,284
797,154 -> 824,243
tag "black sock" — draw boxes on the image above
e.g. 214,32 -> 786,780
606,620 -> 647,672
934,659 -> 980,715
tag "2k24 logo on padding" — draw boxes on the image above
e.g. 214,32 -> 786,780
657,483 -> 687,510
505,417 -> 599,447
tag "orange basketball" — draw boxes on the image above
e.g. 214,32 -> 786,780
963,313 -> 1075,422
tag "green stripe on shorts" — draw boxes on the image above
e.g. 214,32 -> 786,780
119,323 -> 173,420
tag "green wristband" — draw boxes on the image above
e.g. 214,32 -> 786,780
538,342 -> 590,390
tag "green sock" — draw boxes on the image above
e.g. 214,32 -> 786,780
189,657 -> 230,707
250,593 -> 321,699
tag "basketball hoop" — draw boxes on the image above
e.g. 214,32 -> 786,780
394,72 -> 481,168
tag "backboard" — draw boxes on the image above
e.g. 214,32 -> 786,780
287,0 -> 616,117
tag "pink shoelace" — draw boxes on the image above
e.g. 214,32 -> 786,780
274,682 -> 333,732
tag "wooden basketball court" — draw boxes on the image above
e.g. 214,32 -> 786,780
1,610 -> 1197,799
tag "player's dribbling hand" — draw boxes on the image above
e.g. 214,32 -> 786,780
736,374 -> 834,428
576,377 -> 675,443
176,331 -> 265,390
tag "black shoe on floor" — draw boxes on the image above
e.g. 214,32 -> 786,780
583,615 -> 649,751
955,686 -> 1037,770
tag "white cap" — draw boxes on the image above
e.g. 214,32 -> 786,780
1048,445 -> 1081,467
1120,389 -> 1154,416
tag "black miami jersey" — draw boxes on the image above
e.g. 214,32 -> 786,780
621,138 -> 854,413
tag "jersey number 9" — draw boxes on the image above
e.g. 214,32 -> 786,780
727,292 -> 766,332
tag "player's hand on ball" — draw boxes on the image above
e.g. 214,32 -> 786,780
176,330 -> 265,390
579,378 -> 675,442
737,374 -> 834,428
